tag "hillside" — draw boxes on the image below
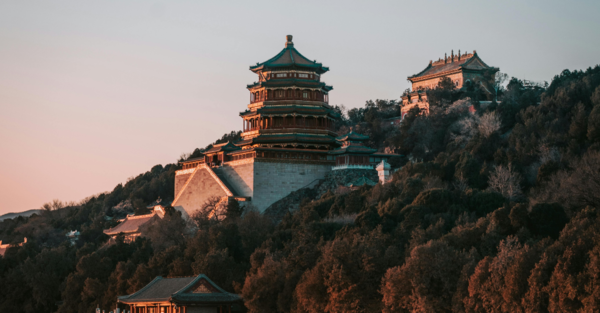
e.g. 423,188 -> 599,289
0,209 -> 42,222
1,65 -> 600,312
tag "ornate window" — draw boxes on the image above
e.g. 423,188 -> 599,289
299,73 -> 308,78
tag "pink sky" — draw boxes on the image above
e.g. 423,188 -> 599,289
1,0 -> 599,215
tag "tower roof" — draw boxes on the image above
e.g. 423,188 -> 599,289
250,35 -> 329,74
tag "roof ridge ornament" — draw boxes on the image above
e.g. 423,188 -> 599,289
286,35 -> 293,47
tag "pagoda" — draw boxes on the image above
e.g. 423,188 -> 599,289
172,36 -> 395,215
231,35 -> 341,163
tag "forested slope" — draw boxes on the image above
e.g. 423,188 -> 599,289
1,66 -> 600,312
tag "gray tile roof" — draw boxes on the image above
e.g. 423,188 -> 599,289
103,213 -> 158,235
118,274 -> 243,305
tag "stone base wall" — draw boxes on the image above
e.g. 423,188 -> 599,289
172,168 -> 227,217
172,159 -> 333,216
252,160 -> 331,211
174,169 -> 195,198
218,159 -> 255,197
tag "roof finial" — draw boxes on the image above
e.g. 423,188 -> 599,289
286,35 -> 293,47
458,50 -> 461,61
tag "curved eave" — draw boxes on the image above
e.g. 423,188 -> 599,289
335,132 -> 370,141
247,79 -> 329,89
250,63 -> 329,74
243,134 -> 337,144
240,106 -> 341,118
249,45 -> 329,74
329,147 -> 378,155
408,63 -> 433,80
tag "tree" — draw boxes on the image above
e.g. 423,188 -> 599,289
488,163 -> 522,201
242,255 -> 288,313
192,196 -> 224,227
494,72 -> 509,102
224,199 -> 244,222
478,111 -> 502,138
381,240 -> 471,313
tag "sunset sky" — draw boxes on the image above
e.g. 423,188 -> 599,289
1,0 -> 599,215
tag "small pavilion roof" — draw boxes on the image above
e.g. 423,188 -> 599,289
250,35 -> 329,74
118,274 -> 243,305
180,156 -> 205,165
205,142 -> 241,154
329,145 -> 377,155
336,129 -> 370,142
408,51 -> 497,81
346,176 -> 377,187
103,213 -> 158,236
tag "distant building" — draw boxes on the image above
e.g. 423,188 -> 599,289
172,35 -> 396,217
401,50 -> 498,118
330,130 -> 391,170
0,237 -> 27,257
117,274 -> 243,313
66,230 -> 80,246
380,116 -> 402,128
103,206 -> 165,243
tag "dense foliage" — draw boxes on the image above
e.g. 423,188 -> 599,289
2,65 -> 600,312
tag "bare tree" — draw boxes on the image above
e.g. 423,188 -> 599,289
192,196 -> 225,227
538,144 -> 560,164
445,97 -> 473,115
488,163 -> 522,200
453,173 -> 469,192
450,115 -> 478,147
494,72 -> 508,102
478,111 -> 502,137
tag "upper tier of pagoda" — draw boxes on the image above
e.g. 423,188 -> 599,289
246,35 -> 333,105
250,35 -> 329,74
236,35 -> 340,154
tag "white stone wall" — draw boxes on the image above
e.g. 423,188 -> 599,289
252,160 -> 331,211
218,159 -> 255,198
172,168 -> 227,217
173,159 -> 333,215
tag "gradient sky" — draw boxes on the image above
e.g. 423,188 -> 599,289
1,0 -> 599,215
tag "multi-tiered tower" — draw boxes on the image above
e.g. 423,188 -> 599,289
233,35 -> 340,161
172,36 -> 341,215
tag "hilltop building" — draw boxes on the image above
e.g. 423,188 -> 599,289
0,237 -> 27,257
172,36 -> 395,217
401,50 -> 498,118
118,274 -> 243,313
103,206 -> 165,243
